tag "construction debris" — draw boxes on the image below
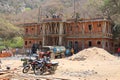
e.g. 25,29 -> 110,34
62,70 -> 98,77
0,47 -> 120,80
0,51 -> 12,58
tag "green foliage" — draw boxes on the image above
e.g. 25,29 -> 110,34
0,37 -> 24,49
112,24 -> 120,38
102,0 -> 120,18
104,0 -> 110,5
0,17 -> 22,40
102,0 -> 120,39
10,37 -> 24,48
0,14 -> 24,49
25,7 -> 31,11
0,46 -> 6,51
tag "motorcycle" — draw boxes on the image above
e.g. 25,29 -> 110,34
22,59 -> 39,73
34,56 -> 58,75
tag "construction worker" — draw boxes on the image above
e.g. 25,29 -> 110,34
65,48 -> 70,57
71,48 -> 74,56
117,48 -> 120,56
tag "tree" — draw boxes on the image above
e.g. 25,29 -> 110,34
0,17 -> 22,39
10,37 -> 24,48
101,0 -> 120,24
101,0 -> 120,40
43,0 -> 64,16
0,16 -> 24,48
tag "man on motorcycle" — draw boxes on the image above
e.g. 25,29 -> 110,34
37,50 -> 51,59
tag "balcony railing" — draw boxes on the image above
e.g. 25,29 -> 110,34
66,32 -> 113,38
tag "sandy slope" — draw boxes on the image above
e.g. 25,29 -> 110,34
0,47 -> 120,80
1,58 -> 120,80
69,47 -> 116,61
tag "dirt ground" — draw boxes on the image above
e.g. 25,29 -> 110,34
0,47 -> 120,80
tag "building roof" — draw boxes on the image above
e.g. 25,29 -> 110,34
21,17 -> 111,26
66,18 -> 110,23
22,23 -> 40,27
42,18 -> 62,22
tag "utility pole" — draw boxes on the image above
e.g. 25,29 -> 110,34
38,6 -> 42,23
74,0 -> 76,18
73,0 -> 79,53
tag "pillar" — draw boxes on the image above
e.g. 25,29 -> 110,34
35,24 -> 38,35
102,21 -> 107,49
108,41 -> 110,52
42,23 -> 45,46
59,22 -> 63,45
82,23 -> 85,49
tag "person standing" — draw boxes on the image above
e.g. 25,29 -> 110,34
65,48 -> 70,57
71,48 -> 74,56
16,48 -> 19,56
117,48 -> 120,56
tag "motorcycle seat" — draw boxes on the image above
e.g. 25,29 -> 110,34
51,62 -> 58,65
37,60 -> 43,63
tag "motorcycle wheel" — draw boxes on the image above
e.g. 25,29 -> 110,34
49,66 -> 55,74
53,65 -> 58,70
23,61 -> 27,67
51,53 -> 55,59
22,66 -> 30,73
34,67 -> 44,75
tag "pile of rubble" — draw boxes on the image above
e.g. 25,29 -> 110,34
69,47 -> 115,61
62,70 -> 97,77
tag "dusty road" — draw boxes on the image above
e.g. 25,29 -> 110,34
0,47 -> 120,80
0,57 -> 120,80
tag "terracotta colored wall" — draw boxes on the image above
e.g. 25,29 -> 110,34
83,22 -> 102,33
66,38 -> 114,53
66,21 -> 112,35
23,20 -> 113,53
24,24 -> 42,48
25,25 -> 40,36
24,38 -> 42,48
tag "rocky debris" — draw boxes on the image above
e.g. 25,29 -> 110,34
0,52 -> 12,58
0,53 -> 119,80
0,68 -> 70,80
62,70 -> 97,77
69,47 -> 115,61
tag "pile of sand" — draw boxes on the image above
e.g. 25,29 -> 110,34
69,47 -> 116,61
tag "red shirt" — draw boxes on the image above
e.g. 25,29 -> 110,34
118,48 -> 120,52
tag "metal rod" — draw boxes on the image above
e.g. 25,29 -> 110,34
74,0 -> 76,18
38,6 -> 41,23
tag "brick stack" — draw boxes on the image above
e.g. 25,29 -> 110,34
0,52 -> 12,58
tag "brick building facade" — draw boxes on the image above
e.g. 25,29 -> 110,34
23,17 -> 114,53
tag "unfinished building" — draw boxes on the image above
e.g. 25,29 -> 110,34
23,17 -> 114,53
